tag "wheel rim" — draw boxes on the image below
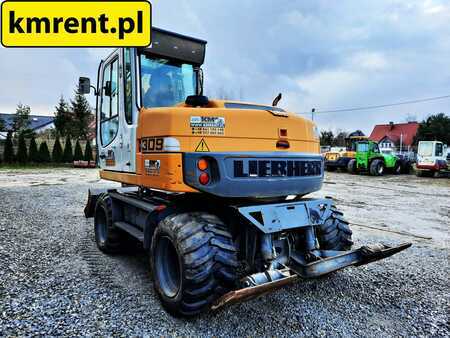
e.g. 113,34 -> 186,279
95,208 -> 108,246
378,164 -> 384,174
155,236 -> 181,298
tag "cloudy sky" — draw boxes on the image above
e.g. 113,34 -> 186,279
1,0 -> 449,134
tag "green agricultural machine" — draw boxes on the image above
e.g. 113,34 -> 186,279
347,141 -> 404,176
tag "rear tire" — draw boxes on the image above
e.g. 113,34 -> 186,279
416,170 -> 433,177
94,194 -> 130,254
317,206 -> 353,251
347,159 -> 357,174
393,161 -> 402,175
326,166 -> 336,172
151,212 -> 238,317
370,159 -> 385,176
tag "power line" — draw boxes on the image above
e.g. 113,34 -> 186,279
299,94 -> 450,115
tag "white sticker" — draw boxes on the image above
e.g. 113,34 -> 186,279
144,159 -> 161,176
190,116 -> 225,135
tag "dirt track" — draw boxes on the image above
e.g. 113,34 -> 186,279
0,169 -> 448,336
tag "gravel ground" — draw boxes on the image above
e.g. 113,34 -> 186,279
0,168 -> 449,337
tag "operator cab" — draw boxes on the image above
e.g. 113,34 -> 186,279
417,141 -> 446,158
417,141 -> 448,168
356,141 -> 380,153
79,28 -> 207,173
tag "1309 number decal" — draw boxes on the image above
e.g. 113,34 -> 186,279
141,137 -> 164,153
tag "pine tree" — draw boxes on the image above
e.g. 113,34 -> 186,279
13,103 -> 32,134
0,116 -> 5,131
54,95 -> 72,137
3,131 -> 15,163
74,140 -> 84,161
52,137 -> 63,163
414,113 -> 450,146
29,137 -> 39,163
38,142 -> 51,163
63,136 -> 73,163
16,132 -> 28,164
84,140 -> 93,162
70,86 -> 93,140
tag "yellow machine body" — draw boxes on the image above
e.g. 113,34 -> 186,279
100,100 -> 320,193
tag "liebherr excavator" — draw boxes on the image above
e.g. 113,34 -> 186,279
81,28 -> 411,316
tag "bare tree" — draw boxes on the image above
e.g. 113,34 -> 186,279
405,113 -> 417,123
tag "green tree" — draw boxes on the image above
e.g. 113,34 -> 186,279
84,140 -> 93,162
16,132 -> 28,164
52,137 -> 63,163
63,136 -> 73,163
0,116 -> 5,131
70,86 -> 93,139
320,130 -> 334,146
3,131 -> 15,163
334,131 -> 349,147
73,140 -> 84,161
29,137 -> 39,162
54,95 -> 72,137
414,113 -> 450,145
13,103 -> 32,134
38,141 -> 51,163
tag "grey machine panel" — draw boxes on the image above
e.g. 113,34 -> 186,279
183,152 -> 324,198
238,198 -> 334,233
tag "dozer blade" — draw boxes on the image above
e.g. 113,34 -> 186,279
211,274 -> 298,311
289,242 -> 412,279
212,242 -> 411,311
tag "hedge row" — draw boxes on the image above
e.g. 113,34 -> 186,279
1,132 -> 94,164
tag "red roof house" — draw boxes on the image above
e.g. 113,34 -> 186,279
369,121 -> 419,149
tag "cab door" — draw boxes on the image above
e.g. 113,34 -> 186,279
355,142 -> 369,169
97,49 -> 137,172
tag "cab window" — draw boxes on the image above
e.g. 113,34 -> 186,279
435,143 -> 443,157
371,143 -> 380,153
140,54 -> 196,108
356,143 -> 369,152
100,57 -> 119,146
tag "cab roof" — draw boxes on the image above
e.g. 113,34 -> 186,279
139,27 -> 207,65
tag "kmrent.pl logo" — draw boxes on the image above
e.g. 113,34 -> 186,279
1,0 -> 152,47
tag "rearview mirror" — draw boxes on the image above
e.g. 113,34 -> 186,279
79,77 -> 91,94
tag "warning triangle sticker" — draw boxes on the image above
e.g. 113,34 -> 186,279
195,138 -> 210,152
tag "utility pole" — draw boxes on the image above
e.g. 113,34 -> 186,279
400,133 -> 403,153
311,108 -> 315,121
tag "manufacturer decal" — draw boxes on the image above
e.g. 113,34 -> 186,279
195,138 -> 210,152
144,159 -> 161,176
105,150 -> 115,166
233,160 -> 322,178
190,116 -> 225,135
141,137 -> 164,153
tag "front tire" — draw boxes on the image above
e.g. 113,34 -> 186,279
94,194 -> 130,254
151,212 -> 238,317
370,159 -> 385,176
347,159 -> 357,174
317,206 -> 353,251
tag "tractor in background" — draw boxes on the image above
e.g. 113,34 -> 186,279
324,134 -> 367,172
347,140 -> 407,176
